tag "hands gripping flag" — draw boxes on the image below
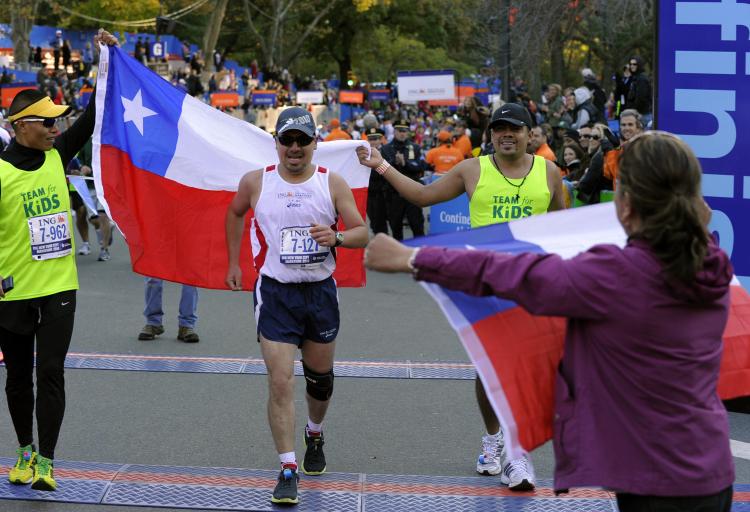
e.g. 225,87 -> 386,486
92,45 -> 370,289
404,203 -> 750,462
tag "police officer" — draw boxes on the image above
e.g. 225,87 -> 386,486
365,127 -> 390,235
0,29 -> 119,492
381,119 -> 424,240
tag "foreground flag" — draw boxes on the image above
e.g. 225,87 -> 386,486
92,46 -> 370,289
404,202 -> 750,462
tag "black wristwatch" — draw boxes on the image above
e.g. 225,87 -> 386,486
334,231 -> 344,247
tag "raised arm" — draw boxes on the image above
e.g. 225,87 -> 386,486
54,29 -> 119,165
365,233 -> 617,319
356,145 -> 468,207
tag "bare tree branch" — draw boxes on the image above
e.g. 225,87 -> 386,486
282,1 -> 337,67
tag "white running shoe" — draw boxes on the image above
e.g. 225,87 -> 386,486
501,454 -> 535,491
77,242 -> 91,256
476,432 -> 504,475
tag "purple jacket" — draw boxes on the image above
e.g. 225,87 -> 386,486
414,239 -> 734,496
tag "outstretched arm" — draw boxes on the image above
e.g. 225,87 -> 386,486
356,145 -> 467,206
364,233 -> 613,319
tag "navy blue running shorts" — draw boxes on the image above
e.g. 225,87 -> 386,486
254,275 -> 339,346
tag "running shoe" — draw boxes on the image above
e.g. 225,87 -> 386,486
98,248 -> 111,261
476,432 -> 503,476
8,445 -> 36,485
31,455 -> 56,491
301,426 -> 326,475
271,464 -> 299,504
138,324 -> 165,341
77,242 -> 91,256
501,454 -> 535,491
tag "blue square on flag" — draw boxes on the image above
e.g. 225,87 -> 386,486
100,47 -> 183,176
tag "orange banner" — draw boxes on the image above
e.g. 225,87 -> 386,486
428,85 -> 476,107
1,84 -> 38,109
339,90 -> 364,104
210,92 -> 240,107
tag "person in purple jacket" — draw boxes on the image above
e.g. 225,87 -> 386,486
364,131 -> 734,512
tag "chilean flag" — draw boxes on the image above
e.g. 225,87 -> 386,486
404,203 -> 750,462
92,46 -> 370,289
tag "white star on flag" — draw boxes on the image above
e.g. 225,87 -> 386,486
121,89 -> 157,136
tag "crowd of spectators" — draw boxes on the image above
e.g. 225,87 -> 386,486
2,30 -> 653,214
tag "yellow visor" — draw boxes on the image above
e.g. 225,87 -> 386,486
8,97 -> 72,122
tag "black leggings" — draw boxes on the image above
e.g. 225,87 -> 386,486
0,291 -> 76,459
616,486 -> 733,512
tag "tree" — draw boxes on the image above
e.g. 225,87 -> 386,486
203,0 -> 229,70
53,0 -> 161,31
463,0 -> 654,100
8,0 -> 40,71
241,0 -> 336,68
354,26 -> 474,83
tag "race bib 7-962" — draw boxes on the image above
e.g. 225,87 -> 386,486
27,211 -> 72,261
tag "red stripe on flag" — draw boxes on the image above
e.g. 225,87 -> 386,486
718,285 -> 750,399
101,145 -> 367,289
470,285 -> 750,454
472,307 -> 565,452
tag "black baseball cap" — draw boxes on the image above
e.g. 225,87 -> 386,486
489,103 -> 532,129
365,127 -> 385,138
564,128 -> 580,142
275,107 -> 316,137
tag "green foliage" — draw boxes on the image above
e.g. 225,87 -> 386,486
353,26 -> 474,83
6,0 -> 654,96
55,0 -> 162,31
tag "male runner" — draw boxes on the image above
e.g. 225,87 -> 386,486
225,107 -> 368,505
357,102 -> 565,491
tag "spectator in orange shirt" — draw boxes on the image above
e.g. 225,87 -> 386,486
453,121 -> 474,159
324,118 -> 351,141
528,125 -> 557,162
425,130 -> 465,175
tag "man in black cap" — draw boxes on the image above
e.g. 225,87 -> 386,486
0,29 -> 118,493
357,102 -> 564,492
364,127 -> 391,235
380,119 -> 424,240
225,106 -> 368,506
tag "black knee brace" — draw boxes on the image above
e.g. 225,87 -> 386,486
302,360 -> 334,401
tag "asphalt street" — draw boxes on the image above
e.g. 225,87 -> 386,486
0,226 -> 748,511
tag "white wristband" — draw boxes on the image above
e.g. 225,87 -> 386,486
407,248 -> 420,274
375,160 -> 390,176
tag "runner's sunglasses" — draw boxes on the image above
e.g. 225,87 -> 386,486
277,133 -> 314,147
20,117 -> 57,128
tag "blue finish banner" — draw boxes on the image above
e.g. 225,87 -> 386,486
252,92 -> 276,106
426,175 -> 471,234
367,89 -> 391,102
657,0 -> 750,288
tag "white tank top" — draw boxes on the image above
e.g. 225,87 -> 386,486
250,164 -> 338,283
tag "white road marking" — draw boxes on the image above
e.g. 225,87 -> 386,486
730,439 -> 750,460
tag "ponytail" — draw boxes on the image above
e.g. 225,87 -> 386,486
618,133 -> 709,284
